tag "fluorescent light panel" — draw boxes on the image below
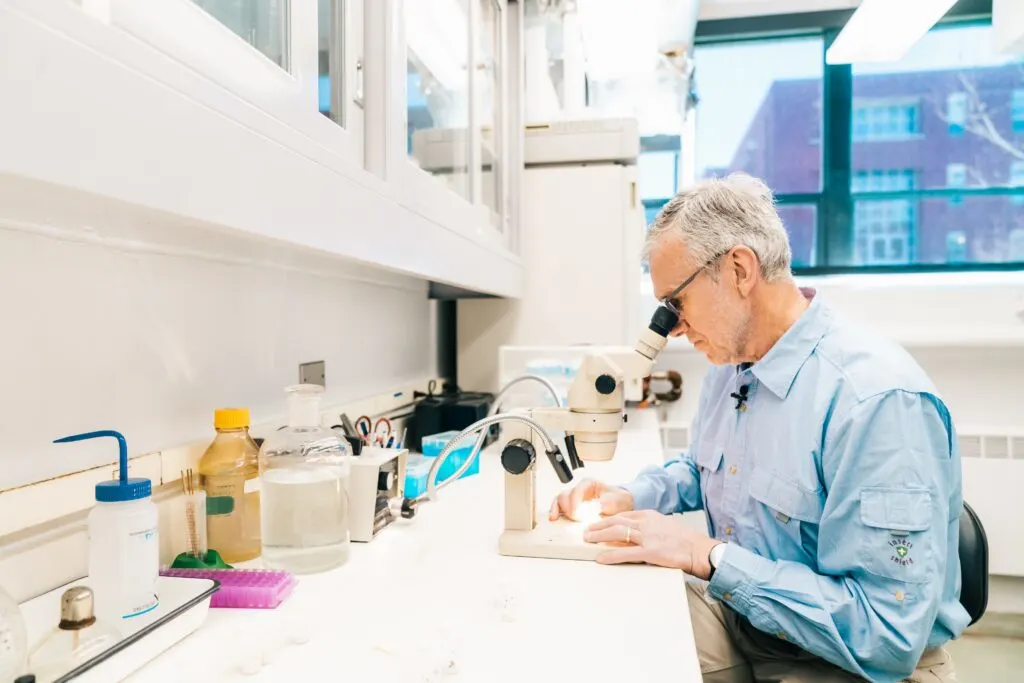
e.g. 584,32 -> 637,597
826,0 -> 958,65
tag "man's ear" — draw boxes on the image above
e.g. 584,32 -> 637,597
729,246 -> 759,297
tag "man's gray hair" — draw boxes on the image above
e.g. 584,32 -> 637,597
643,173 -> 793,282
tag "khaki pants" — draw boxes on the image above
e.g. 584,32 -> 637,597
686,581 -> 956,682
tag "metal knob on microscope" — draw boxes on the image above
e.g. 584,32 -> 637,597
501,438 -> 536,475
595,374 -> 617,395
59,586 -> 97,630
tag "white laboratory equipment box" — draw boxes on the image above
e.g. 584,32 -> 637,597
457,117 -> 645,394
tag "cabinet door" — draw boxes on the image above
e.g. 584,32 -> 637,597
101,0 -> 366,170
391,0 -> 511,251
317,0 -> 366,163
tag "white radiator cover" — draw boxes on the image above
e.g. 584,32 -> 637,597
959,428 -> 1024,578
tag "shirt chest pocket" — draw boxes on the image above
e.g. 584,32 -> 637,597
749,467 -> 824,556
859,488 -> 933,584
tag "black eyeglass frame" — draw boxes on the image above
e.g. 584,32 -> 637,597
659,249 -> 731,316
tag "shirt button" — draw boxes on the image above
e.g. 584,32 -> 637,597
729,465 -> 738,475
723,592 -> 733,601
777,632 -> 787,641
895,590 -> 905,602
725,527 -> 733,536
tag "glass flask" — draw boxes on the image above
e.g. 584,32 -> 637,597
259,384 -> 353,574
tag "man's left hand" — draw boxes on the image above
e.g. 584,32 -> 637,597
584,510 -> 720,579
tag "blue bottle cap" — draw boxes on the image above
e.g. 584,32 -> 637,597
54,430 -> 152,502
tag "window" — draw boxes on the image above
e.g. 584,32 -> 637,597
852,170 -> 917,265
842,22 -> 1024,267
1013,89 -> 1024,132
638,152 -> 679,201
193,0 -> 290,69
1011,160 -> 1024,206
946,92 -> 968,135
693,37 -> 823,197
646,19 -> 1023,272
693,36 -> 823,265
853,100 -> 920,140
946,163 -> 967,205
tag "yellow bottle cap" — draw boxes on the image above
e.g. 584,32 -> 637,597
214,408 -> 250,430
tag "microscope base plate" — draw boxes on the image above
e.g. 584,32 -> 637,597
498,520 -> 606,561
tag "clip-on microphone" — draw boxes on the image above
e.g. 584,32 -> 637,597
730,384 -> 750,411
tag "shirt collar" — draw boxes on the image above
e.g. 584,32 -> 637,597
748,288 -> 830,400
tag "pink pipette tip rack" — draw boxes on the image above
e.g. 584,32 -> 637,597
160,568 -> 296,609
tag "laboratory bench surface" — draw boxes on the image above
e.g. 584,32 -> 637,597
125,410 -> 702,682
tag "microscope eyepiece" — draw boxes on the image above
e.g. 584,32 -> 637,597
649,305 -> 680,338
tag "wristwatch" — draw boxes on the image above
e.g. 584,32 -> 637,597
708,542 -> 728,580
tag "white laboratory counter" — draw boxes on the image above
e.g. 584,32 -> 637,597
125,410 -> 702,683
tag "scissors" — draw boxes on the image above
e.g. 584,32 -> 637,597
355,415 -> 392,446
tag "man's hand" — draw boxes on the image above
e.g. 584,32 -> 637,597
548,478 -> 634,522
584,510 -> 720,579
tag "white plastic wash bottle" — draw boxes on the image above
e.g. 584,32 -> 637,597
54,430 -> 159,623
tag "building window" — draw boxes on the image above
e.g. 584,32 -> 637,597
946,163 -> 966,205
852,170 -> 917,266
684,20 -> 1024,271
1013,89 -> 1024,132
1011,160 -> 1024,206
853,100 -> 920,141
946,92 -> 968,135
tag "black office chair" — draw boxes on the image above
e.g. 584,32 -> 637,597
958,501 -> 989,627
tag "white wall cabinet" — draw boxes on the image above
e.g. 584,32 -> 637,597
0,0 -> 521,297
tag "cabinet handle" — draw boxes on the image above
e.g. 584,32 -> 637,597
354,58 -> 365,108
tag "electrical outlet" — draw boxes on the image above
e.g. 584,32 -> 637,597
299,361 -> 326,387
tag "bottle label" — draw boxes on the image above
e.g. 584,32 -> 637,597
204,475 -> 239,516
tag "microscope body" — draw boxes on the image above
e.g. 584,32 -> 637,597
497,327 -> 670,560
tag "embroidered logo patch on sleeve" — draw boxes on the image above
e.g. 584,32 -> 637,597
890,537 -> 914,566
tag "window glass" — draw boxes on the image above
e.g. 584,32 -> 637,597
778,204 -> 817,269
1011,160 -> 1024,206
406,0 -> 471,200
193,0 -> 290,70
851,24 -> 1023,192
479,0 -> 503,230
1013,89 -> 1024,130
318,0 -> 343,124
638,151 -> 678,201
912,197 -> 1022,264
847,23 -> 1024,266
693,36 -> 824,195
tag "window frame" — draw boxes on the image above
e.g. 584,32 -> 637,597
691,7 -> 1024,275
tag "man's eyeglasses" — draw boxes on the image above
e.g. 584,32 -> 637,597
660,250 -> 729,317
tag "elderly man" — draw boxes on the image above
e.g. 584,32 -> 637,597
550,174 -> 969,682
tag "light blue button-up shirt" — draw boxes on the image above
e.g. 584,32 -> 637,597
622,292 -> 970,682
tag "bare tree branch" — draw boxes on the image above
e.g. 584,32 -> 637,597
954,73 -> 1024,163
